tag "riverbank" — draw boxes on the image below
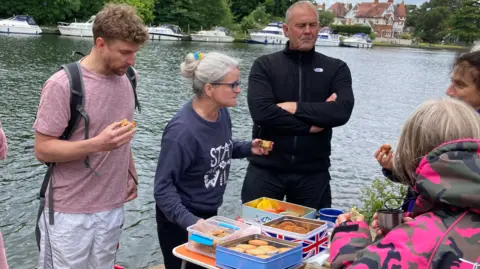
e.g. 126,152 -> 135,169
37,27 -> 469,51
373,41 -> 467,51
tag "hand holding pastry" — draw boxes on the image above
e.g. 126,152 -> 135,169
374,143 -> 393,170
252,139 -> 273,156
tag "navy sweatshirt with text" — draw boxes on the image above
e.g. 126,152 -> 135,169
154,100 -> 252,229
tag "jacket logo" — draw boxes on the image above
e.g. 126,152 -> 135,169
314,68 -> 324,72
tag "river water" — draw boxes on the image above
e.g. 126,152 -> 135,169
0,34 -> 456,268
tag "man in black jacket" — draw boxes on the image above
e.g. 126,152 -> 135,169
241,1 -> 354,210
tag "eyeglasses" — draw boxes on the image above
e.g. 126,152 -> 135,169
211,81 -> 241,92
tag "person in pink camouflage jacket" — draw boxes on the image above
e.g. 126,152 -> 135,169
0,119 -> 9,268
329,98 -> 480,268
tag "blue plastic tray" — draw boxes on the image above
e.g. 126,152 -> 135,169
216,234 -> 302,269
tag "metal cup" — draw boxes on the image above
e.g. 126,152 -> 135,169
377,209 -> 403,233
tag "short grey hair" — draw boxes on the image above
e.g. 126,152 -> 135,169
285,1 -> 319,24
180,52 -> 240,97
393,98 -> 480,186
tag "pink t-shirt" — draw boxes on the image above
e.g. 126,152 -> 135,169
33,64 -> 135,214
0,120 -> 7,160
0,231 -> 7,269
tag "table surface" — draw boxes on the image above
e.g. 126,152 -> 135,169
173,244 -> 218,269
172,243 -> 329,269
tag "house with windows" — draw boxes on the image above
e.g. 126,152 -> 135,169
327,2 -> 349,25
327,0 -> 406,38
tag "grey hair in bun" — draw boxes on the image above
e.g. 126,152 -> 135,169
180,52 -> 239,96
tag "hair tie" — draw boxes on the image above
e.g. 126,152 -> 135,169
194,51 -> 204,61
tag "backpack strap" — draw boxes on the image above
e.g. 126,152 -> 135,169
126,66 -> 141,112
35,62 -> 88,250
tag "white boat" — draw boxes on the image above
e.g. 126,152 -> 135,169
0,15 -> 41,35
248,22 -> 288,45
148,24 -> 184,41
316,28 -> 340,47
342,33 -> 373,48
57,16 -> 94,37
191,27 -> 234,43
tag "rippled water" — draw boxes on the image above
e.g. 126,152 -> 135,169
0,34 -> 456,268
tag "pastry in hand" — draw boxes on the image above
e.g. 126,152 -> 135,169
120,118 -> 136,130
380,144 -> 391,154
259,140 -> 273,150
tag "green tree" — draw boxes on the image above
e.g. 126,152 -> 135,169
75,0 -> 107,22
318,10 -> 334,27
229,0 -> 264,22
154,0 -> 233,31
195,0 -> 233,29
415,6 -> 451,42
0,0 -> 83,25
429,0 -> 461,10
450,0 -> 480,43
108,0 -> 156,23
405,4 -> 419,27
154,0 -> 198,30
240,5 -> 272,32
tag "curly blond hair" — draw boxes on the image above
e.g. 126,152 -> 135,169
93,3 -> 149,44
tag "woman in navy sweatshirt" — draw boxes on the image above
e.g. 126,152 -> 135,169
154,51 -> 270,269
374,50 -> 480,214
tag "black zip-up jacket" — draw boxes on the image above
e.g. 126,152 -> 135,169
247,43 -> 354,173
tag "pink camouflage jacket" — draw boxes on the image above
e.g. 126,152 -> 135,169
329,139 -> 480,268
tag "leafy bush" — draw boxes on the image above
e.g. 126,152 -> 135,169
357,177 -> 408,223
399,33 -> 413,40
330,24 -> 372,35
240,5 -> 272,33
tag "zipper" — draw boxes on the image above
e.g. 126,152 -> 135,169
291,54 -> 303,164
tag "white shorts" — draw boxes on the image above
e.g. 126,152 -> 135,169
38,207 -> 124,269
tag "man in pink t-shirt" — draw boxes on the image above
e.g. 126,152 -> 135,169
0,119 -> 8,269
33,4 -> 149,269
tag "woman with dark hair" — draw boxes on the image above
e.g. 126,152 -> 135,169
373,49 -> 480,224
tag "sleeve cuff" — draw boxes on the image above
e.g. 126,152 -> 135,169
242,142 -> 253,157
180,214 -> 201,230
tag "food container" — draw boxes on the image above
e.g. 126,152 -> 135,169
242,197 -> 317,224
261,216 -> 329,259
186,216 -> 250,258
216,234 -> 302,269
318,208 -> 344,223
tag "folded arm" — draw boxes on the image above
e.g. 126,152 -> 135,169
247,59 -> 312,135
294,61 -> 354,128
154,138 -> 200,230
